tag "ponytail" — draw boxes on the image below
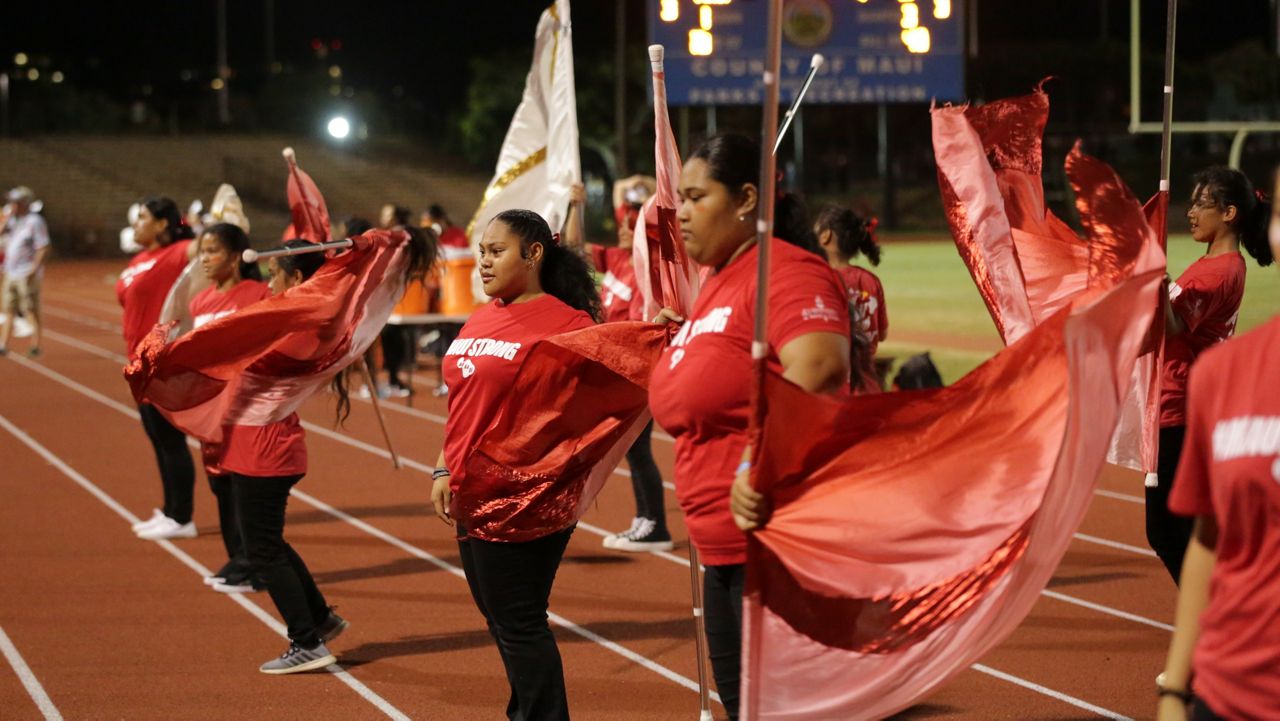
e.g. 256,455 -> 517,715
1191,166 -> 1274,267
398,224 -> 438,284
492,209 -> 602,321
143,196 -> 197,246
816,205 -> 882,266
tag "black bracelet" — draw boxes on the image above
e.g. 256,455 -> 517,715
432,467 -> 451,480
1157,687 -> 1193,703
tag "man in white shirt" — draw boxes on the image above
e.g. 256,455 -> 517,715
0,186 -> 50,357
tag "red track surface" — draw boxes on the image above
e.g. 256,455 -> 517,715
1,260 -> 1172,720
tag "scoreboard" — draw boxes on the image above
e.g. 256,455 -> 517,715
648,0 -> 966,106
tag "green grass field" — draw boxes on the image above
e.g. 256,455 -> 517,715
873,234 -> 1280,384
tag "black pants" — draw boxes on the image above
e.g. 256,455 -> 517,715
137,403 -> 195,524
459,526 -> 574,721
1190,697 -> 1225,721
704,563 -> 745,721
625,420 -> 668,534
1146,425 -> 1194,583
208,474 -> 251,579
380,325 -> 411,388
231,473 -> 329,648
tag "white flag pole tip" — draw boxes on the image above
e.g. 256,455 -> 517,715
811,53 -> 825,69
282,146 -> 296,163
649,44 -> 664,72
241,248 -> 260,263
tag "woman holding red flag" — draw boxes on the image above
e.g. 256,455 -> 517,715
1147,166 -> 1274,583
1156,176 -> 1280,721
648,133 -> 852,720
430,209 -> 600,721
182,222 -> 270,586
121,197 -> 201,541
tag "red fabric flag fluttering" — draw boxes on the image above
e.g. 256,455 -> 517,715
125,229 -> 410,441
933,83 -> 1165,479
282,147 -> 331,243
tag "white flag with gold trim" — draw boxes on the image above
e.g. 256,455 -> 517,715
466,0 -> 580,301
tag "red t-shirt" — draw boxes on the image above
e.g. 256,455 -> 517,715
1168,316 -> 1280,721
186,280 -> 305,478
649,239 -> 851,565
115,240 -> 193,360
442,294 -> 596,496
591,245 -> 640,323
836,265 -> 888,356
1160,252 -> 1246,427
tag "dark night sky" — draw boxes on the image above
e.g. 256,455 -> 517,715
0,0 -> 1271,107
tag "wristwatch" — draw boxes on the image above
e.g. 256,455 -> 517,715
1156,672 -> 1193,703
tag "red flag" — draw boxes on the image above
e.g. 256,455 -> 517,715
741,262 -> 1163,720
124,230 -> 411,442
457,322 -> 669,542
282,148 -> 331,243
633,45 -> 701,319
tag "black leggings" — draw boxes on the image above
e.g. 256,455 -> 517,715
208,474 -> 250,579
459,526 -> 574,721
625,420 -> 668,532
704,563 -> 745,721
137,403 -> 195,524
1146,425 -> 1193,583
1190,697 -> 1226,721
231,473 -> 329,648
380,325 -> 411,388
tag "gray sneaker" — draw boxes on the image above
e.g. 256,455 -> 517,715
259,642 -> 336,675
317,611 -> 349,644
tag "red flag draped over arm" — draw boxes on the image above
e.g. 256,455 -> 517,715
124,230 -> 409,441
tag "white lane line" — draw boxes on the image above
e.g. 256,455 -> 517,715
0,412 -> 411,721
1039,590 -> 1174,632
1,352 -> 721,705
0,624 -> 64,721
1094,488 -> 1144,504
1072,533 -> 1158,558
42,305 -> 119,332
971,663 -> 1133,721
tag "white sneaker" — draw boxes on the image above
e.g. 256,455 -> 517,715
137,517 -> 197,540
603,517 -> 643,550
202,575 -> 226,586
211,580 -> 261,594
611,518 -> 675,553
131,509 -> 164,532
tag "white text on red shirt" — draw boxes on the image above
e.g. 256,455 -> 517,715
671,306 -> 733,348
1213,415 -> 1280,463
446,337 -> 523,361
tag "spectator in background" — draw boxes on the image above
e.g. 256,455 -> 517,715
376,206 -> 415,398
0,186 -> 50,358
424,203 -> 476,398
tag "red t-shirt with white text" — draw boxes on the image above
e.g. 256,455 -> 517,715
1168,316 -> 1280,720
442,294 -> 596,496
1160,252 -> 1245,427
591,245 -> 640,323
115,240 -> 192,360
836,264 -> 888,357
188,280 -> 305,478
649,239 -> 850,565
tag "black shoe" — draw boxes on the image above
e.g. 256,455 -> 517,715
317,609 -> 349,644
611,518 -> 675,552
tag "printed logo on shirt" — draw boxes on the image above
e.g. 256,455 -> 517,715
851,293 -> 878,341
1212,416 -> 1280,477
801,295 -> 841,323
119,259 -> 158,288
193,310 -> 235,329
670,306 -> 733,348
457,357 -> 476,378
445,337 -> 523,361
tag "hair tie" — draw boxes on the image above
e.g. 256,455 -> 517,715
1255,189 -> 1268,204
550,232 -> 561,246
866,216 -> 880,244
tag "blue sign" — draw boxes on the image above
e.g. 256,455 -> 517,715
648,0 -> 966,106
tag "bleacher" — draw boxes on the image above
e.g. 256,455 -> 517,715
0,136 -> 490,254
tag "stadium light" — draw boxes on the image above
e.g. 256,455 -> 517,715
327,116 -> 351,140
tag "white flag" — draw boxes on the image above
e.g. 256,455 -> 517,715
466,0 -> 580,301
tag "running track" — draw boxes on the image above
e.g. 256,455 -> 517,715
1,260 -> 1173,720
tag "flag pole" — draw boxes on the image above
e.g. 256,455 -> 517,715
773,54 -> 824,156
1158,0 -> 1176,202
649,41 -> 714,721
745,2 -> 784,720
357,358 -> 401,470
241,238 -> 353,263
